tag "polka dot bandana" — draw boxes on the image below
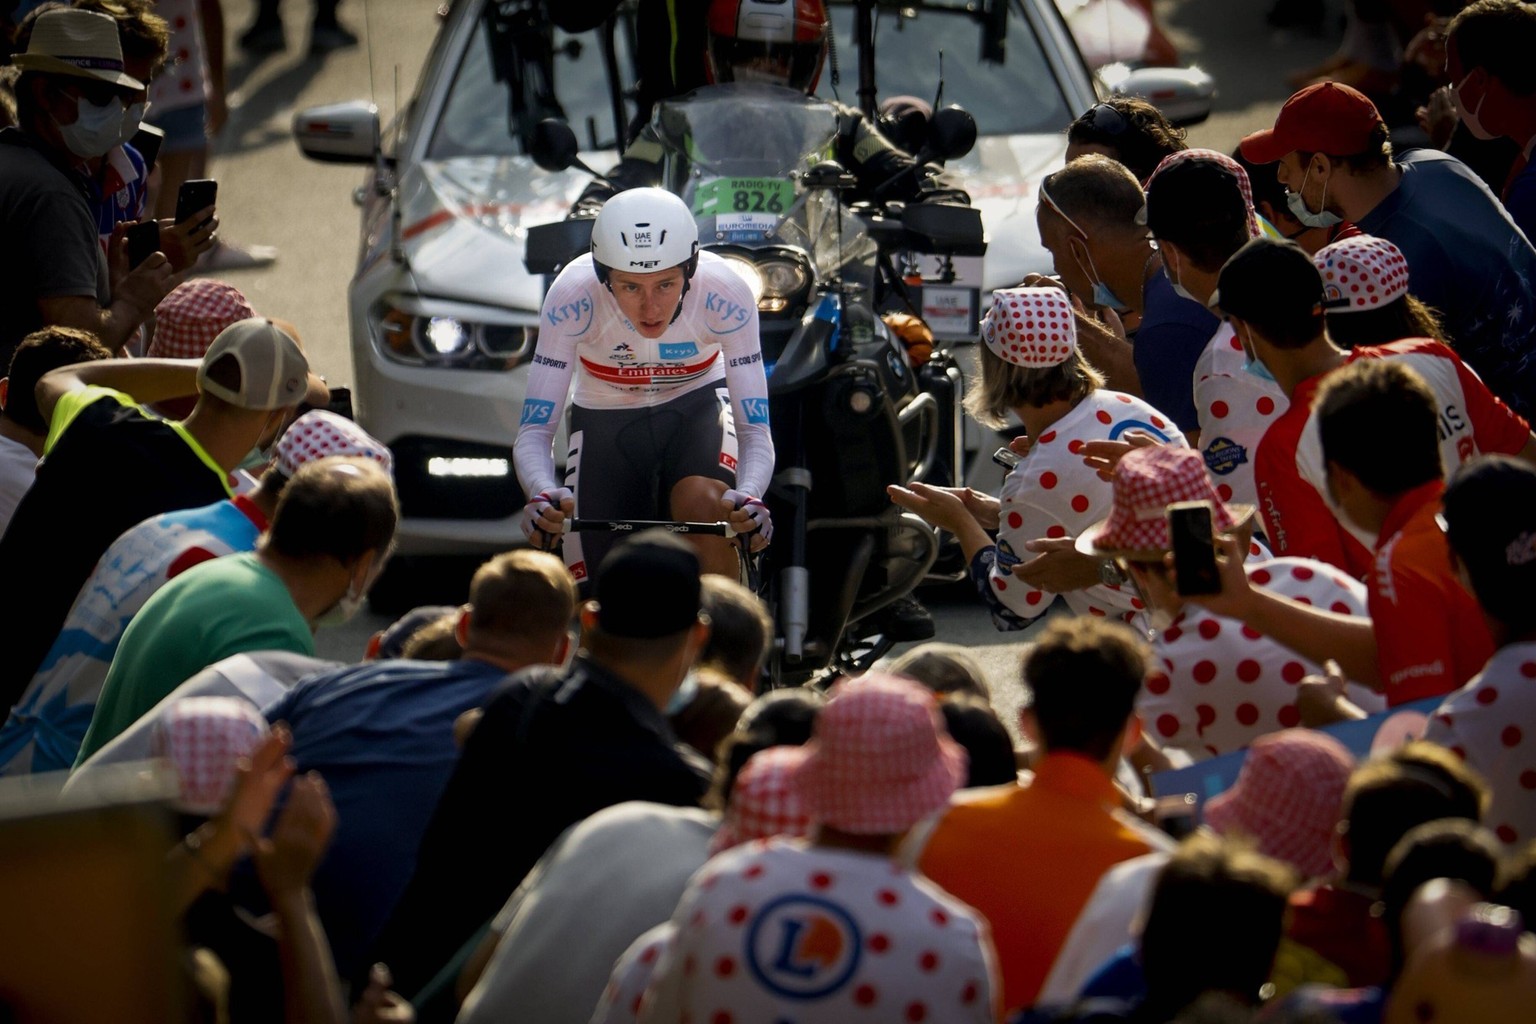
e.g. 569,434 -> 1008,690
274,409 -> 395,479
708,745 -> 814,855
790,674 -> 967,835
1080,444 -> 1256,556
149,279 -> 257,359
1203,729 -> 1355,879
151,696 -> 269,816
981,287 -> 1078,369
1314,235 -> 1410,313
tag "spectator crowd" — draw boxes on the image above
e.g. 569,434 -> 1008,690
2,0 -> 1536,1022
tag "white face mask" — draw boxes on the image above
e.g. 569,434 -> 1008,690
117,100 -> 148,149
57,94 -> 127,159
1166,253 -> 1198,304
314,582 -> 367,629
1454,74 -> 1497,141
1285,166 -> 1343,229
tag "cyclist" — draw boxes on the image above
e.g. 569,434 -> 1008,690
513,187 -> 774,581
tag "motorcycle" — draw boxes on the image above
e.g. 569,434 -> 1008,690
525,84 -> 985,685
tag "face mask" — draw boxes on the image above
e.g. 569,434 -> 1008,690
1237,327 -> 1277,382
1285,166 -> 1343,229
1454,74 -> 1497,141
117,101 -> 147,149
665,670 -> 700,716
237,445 -> 274,474
57,94 -> 127,159
315,582 -> 367,629
1071,239 -> 1130,313
1165,257 -> 1198,304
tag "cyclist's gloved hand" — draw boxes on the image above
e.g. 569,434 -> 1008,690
722,489 -> 773,550
522,487 -> 574,549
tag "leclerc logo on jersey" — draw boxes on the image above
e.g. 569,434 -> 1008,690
746,895 -> 862,999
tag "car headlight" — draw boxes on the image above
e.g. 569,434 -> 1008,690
372,297 -> 538,369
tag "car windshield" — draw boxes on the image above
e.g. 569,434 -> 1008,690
428,0 -> 1072,162
816,1 -> 1072,136
428,11 -> 634,160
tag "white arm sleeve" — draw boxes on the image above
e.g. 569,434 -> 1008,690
718,288 -> 775,498
513,269 -> 585,499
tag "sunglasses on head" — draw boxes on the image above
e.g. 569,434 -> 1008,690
1079,102 -> 1130,137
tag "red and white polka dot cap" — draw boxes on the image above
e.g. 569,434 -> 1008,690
151,696 -> 269,816
790,673 -> 967,835
275,409 -> 395,479
1314,235 -> 1410,312
981,287 -> 1077,369
149,279 -> 257,359
1077,444 -> 1256,557
708,745 -> 814,855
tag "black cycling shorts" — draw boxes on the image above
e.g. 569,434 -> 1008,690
561,385 -> 739,582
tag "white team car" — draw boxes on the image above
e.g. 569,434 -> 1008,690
294,0 -> 1212,559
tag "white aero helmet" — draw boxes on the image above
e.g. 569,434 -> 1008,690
590,187 -> 701,285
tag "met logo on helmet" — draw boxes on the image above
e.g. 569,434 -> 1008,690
629,259 -> 662,269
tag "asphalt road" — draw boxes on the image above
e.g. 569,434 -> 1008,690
203,0 -> 1339,732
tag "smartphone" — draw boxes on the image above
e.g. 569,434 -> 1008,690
992,445 -> 1022,471
128,124 -> 164,173
125,220 -> 161,269
174,178 -> 218,226
300,386 -> 355,420
1167,500 -> 1222,597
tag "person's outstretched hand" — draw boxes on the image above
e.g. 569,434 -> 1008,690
887,480 -> 977,534
253,771 -> 337,902
1080,430 -> 1167,481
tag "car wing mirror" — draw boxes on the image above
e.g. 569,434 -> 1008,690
293,101 -> 380,165
1101,64 -> 1216,128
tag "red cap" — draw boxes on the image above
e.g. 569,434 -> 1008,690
1239,82 -> 1385,164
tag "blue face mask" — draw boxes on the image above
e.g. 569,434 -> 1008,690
665,670 -> 700,716
1285,167 -> 1343,229
1237,327 -> 1277,381
1071,239 -> 1130,313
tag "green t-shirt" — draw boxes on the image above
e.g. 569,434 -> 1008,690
77,553 -> 314,764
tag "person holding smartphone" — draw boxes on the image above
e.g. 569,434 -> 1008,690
1,10 -> 175,360
889,287 -> 1185,630
1078,444 -> 1381,760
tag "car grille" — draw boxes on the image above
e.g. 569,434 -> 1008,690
391,436 -> 523,520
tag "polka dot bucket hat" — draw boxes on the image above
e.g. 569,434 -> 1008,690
981,287 -> 1077,369
1314,235 -> 1410,313
1077,444 -> 1256,558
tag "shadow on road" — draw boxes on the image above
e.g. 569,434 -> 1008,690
1159,0 -> 1338,119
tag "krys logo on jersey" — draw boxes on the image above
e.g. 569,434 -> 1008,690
546,294 -> 594,336
705,292 -> 752,335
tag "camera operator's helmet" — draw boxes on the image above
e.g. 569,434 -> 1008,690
590,187 -> 700,286
706,0 -> 830,93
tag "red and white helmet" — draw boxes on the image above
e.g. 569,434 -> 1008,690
706,0 -> 830,93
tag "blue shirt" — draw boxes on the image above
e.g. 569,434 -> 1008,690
0,496 -> 263,776
1356,149 -> 1536,418
1135,269 -> 1219,433
1502,158 -> 1536,250
262,657 -> 510,978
